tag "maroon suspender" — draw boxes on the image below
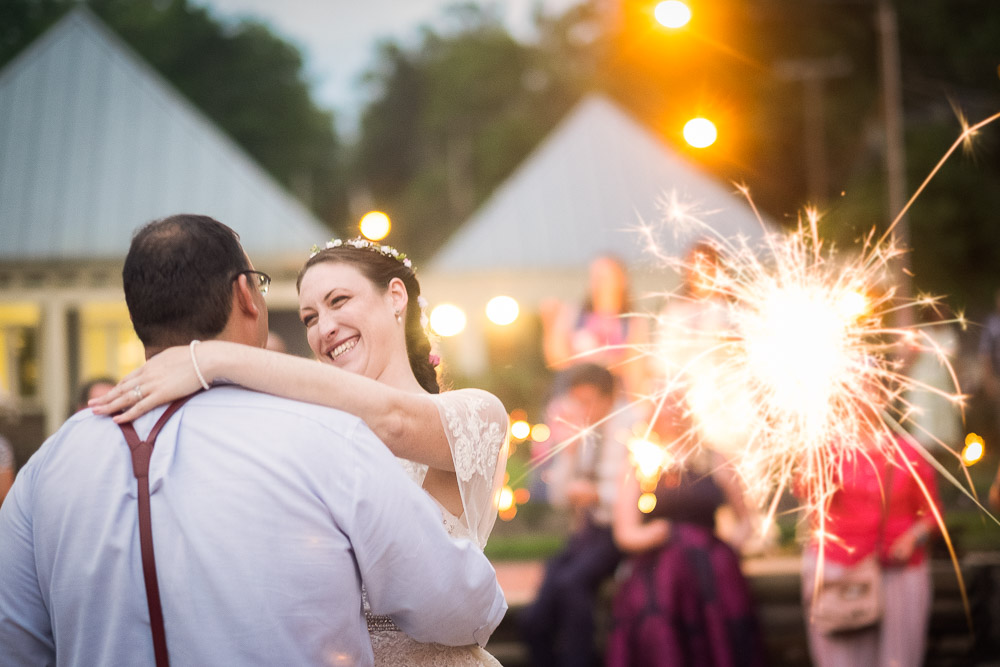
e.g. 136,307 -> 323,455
117,394 -> 197,667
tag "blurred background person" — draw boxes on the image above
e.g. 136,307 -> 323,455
655,239 -> 764,552
72,376 -> 117,415
977,290 -> 1000,513
519,363 -> 636,667
605,395 -> 765,667
798,431 -> 941,667
976,288 -> 1000,444
0,433 -> 13,505
903,306 -> 962,451
533,253 -> 650,505
541,254 -> 649,399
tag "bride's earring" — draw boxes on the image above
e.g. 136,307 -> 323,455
394,308 -> 402,324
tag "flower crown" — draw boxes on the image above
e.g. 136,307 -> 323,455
309,237 -> 413,270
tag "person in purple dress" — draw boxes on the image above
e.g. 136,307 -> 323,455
606,446 -> 766,667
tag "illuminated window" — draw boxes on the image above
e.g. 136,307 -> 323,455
0,304 -> 41,398
78,303 -> 144,382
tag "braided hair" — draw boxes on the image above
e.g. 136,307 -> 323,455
297,244 -> 440,394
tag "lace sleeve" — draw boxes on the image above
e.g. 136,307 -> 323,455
430,389 -> 510,549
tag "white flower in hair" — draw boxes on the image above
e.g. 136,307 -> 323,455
308,236 -> 415,270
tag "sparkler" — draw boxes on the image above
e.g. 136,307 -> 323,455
624,110 -> 1000,627
516,111 -> 1000,548
644,211 -> 933,518
638,111 -> 1000,521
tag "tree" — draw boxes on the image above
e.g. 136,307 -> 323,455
351,3 -> 591,260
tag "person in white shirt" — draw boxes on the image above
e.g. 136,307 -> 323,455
92,233 -> 511,666
0,214 -> 506,666
520,363 -> 634,667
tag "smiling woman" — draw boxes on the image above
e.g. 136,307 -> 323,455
92,236 -> 511,665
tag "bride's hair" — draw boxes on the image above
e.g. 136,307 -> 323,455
296,246 -> 440,394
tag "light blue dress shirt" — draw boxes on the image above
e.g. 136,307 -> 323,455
0,387 -> 506,666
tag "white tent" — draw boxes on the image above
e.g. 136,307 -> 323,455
0,6 -> 330,265
0,7 -> 331,435
422,94 -> 771,375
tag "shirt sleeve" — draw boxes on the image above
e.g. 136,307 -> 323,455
430,389 -> 510,549
341,420 -> 507,647
0,459 -> 55,663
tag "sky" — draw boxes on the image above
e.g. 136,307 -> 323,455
196,0 -> 583,135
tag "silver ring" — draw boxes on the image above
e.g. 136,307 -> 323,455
132,385 -> 143,402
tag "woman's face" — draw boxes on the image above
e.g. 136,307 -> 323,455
298,261 -> 404,380
590,257 -> 627,313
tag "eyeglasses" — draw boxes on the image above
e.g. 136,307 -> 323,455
233,269 -> 271,295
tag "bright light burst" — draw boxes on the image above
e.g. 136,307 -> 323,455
639,212 -> 915,520
962,433 -> 985,466
507,108 -> 1000,629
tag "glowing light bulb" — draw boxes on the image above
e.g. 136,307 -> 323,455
486,296 -> 519,325
638,492 -> 658,513
683,117 -> 717,148
654,1 -> 691,29
962,433 -> 985,466
359,211 -> 390,241
530,423 -> 551,443
429,304 -> 466,337
511,420 -> 531,440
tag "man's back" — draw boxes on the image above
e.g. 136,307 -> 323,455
0,387 -> 505,665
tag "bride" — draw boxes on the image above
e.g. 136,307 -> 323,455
94,237 -> 510,665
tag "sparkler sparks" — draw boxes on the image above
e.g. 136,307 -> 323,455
638,111 -> 1000,527
517,109 -> 1000,553
647,215 -> 920,519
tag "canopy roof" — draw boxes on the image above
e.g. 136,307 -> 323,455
429,94 -> 769,273
0,7 -> 331,265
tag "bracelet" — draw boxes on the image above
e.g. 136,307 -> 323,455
189,340 -> 211,390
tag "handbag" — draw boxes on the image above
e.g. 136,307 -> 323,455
811,462 -> 893,636
812,555 -> 882,635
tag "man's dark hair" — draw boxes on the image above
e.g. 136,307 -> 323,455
565,363 -> 616,397
123,214 -> 249,347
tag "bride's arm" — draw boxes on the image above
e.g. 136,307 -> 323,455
92,341 -> 456,472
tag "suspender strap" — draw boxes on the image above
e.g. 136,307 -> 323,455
117,394 -> 198,667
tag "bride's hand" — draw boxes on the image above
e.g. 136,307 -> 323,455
89,345 -> 206,423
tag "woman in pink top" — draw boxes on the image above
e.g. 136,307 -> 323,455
800,435 -> 941,667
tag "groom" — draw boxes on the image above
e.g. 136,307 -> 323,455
0,214 -> 506,665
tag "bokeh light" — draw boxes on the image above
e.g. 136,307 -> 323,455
359,210 -> 390,241
486,295 -> 519,325
498,486 -> 515,512
683,117 -> 717,148
654,1 -> 691,29
510,420 -> 531,440
429,304 -> 466,337
962,433 -> 985,466
628,436 -> 670,491
638,492 -> 658,513
530,423 -> 551,443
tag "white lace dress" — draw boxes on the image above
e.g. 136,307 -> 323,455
366,388 -> 510,666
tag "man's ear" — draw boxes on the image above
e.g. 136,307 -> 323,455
233,274 -> 261,319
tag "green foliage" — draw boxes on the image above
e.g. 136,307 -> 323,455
483,532 -> 565,561
353,3 -> 588,260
